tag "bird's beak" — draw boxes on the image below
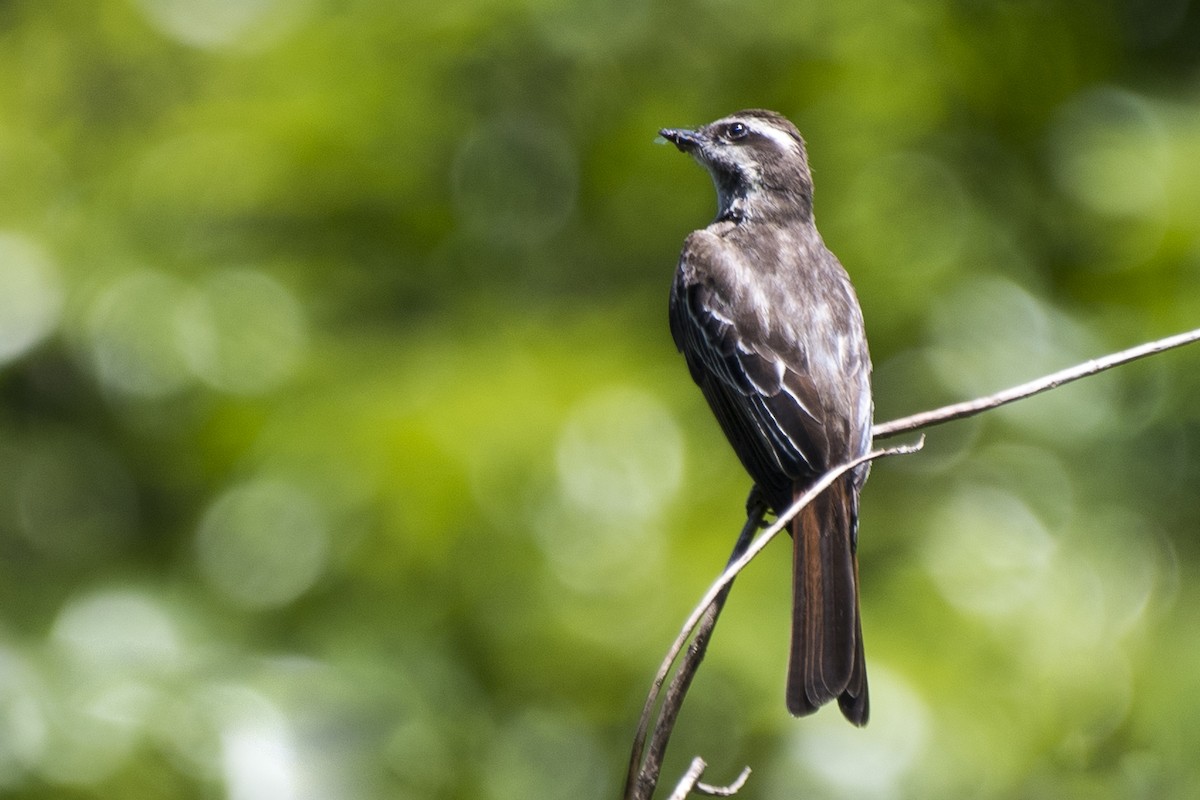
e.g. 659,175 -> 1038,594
659,127 -> 703,153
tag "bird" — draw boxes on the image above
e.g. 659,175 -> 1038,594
660,109 -> 874,725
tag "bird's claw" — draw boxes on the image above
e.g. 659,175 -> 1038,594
744,485 -> 770,526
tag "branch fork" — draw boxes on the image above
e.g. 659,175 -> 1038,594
623,326 -> 1200,799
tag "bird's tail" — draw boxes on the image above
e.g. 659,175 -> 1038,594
785,475 -> 869,725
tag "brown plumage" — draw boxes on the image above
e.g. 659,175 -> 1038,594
661,110 -> 873,724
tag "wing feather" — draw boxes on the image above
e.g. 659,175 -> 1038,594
671,275 -> 829,510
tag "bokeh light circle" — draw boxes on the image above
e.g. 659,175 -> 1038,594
0,233 -> 62,366
195,479 -> 329,609
176,269 -> 306,395
86,270 -> 195,399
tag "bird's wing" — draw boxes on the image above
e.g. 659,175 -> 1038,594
669,267 -> 830,505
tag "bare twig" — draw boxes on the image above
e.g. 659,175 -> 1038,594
696,767 -> 752,796
674,439 -> 924,659
873,326 -> 1200,439
666,758 -> 708,800
666,759 -> 750,799
625,503 -> 764,800
624,439 -> 924,800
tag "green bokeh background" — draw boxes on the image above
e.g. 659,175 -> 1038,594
2,0 -> 1200,797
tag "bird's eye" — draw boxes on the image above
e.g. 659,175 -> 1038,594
727,122 -> 748,140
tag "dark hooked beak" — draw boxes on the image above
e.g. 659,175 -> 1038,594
659,127 -> 703,153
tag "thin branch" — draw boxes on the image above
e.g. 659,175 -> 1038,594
624,504 -> 763,800
696,767 -> 752,797
641,597 -> 735,794
666,758 -> 708,800
624,438 -> 924,800
873,326 -> 1200,439
667,760 -> 750,799
675,438 -> 924,652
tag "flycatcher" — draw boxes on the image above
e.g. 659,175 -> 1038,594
661,109 -> 874,724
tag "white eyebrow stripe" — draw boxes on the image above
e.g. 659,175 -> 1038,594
749,121 -> 800,154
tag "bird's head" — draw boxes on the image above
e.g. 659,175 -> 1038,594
660,109 -> 814,222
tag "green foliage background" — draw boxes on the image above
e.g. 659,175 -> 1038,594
1,0 -> 1200,797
